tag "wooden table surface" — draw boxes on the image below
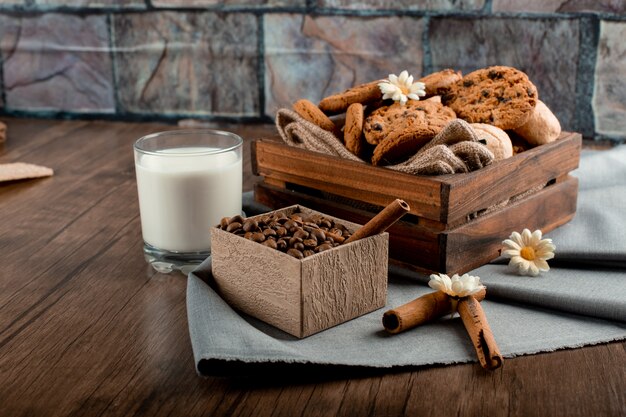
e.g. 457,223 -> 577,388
0,118 -> 624,417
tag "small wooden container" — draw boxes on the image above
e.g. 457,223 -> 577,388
252,132 -> 582,275
210,205 -> 388,338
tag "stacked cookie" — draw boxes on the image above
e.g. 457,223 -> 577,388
291,65 -> 561,167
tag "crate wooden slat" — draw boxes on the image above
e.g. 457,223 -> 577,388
252,132 -> 581,274
252,132 -> 582,224
442,132 -> 581,224
252,139 -> 445,221
255,176 -> 578,275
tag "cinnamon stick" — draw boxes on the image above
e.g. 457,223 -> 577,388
457,295 -> 503,370
344,199 -> 410,244
382,288 -> 486,334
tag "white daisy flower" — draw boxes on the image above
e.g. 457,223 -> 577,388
428,273 -> 485,298
378,70 -> 426,105
502,229 -> 556,276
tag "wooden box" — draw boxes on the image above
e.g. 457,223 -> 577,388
210,205 -> 388,338
252,132 -> 582,275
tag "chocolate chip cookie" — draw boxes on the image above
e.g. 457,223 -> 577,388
419,69 -> 462,97
442,66 -> 538,130
366,100 -> 457,166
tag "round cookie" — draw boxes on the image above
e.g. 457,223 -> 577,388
419,69 -> 462,97
293,99 -> 337,133
369,101 -> 457,166
344,103 -> 365,158
442,66 -> 538,130
471,123 -> 513,160
318,80 -> 383,115
364,99 -> 456,145
513,100 -> 561,146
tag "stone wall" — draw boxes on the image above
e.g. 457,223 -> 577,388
0,1 -> 624,140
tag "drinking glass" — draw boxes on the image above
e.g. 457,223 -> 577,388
134,129 -> 243,273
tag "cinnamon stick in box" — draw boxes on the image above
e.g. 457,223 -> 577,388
345,199 -> 410,243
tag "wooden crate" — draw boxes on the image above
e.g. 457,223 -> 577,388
252,132 -> 582,275
211,205 -> 388,338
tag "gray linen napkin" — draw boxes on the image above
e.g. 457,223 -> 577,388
187,145 -> 626,376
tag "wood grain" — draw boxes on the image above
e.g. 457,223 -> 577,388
252,132 -> 581,223
252,139 -> 444,220
443,131 -> 582,223
0,117 -> 624,417
254,177 -> 578,275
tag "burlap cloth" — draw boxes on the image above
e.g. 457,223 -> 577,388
275,108 -> 494,175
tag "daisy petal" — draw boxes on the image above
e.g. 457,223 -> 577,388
502,249 -> 521,258
510,231 -> 523,246
517,260 -> 530,275
522,229 -> 532,245
535,258 -> 550,271
502,239 -> 522,251
530,230 -> 543,246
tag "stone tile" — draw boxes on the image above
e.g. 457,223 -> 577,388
32,0 -> 144,7
430,17 -> 579,132
318,0 -> 485,10
152,0 -> 304,7
492,0 -> 626,14
112,12 -> 259,116
0,13 -> 115,113
593,21 -> 626,139
264,14 -> 425,117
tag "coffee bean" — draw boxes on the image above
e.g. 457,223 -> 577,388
284,220 -> 298,230
242,219 -> 258,233
293,229 -> 309,240
226,222 -> 242,233
222,209 -> 353,257
311,229 -> 326,241
303,238 -> 317,248
329,228 -> 343,237
287,249 -> 304,259
251,232 -> 266,243
316,243 -> 333,252
277,239 -> 288,251
229,215 -> 244,225
262,239 -> 277,250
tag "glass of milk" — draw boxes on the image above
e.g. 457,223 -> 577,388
134,129 -> 243,274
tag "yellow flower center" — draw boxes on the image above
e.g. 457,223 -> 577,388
400,85 -> 409,94
520,246 -> 536,260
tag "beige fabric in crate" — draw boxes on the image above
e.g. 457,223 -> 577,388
275,109 -> 494,175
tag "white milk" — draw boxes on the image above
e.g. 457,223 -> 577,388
135,147 -> 242,252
